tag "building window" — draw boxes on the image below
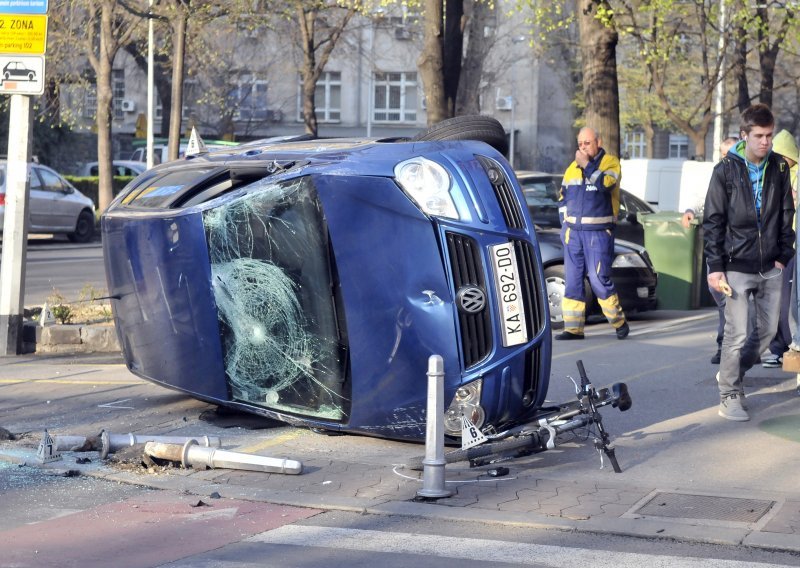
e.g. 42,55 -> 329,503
112,69 -> 125,120
623,131 -> 646,159
297,71 -> 341,123
83,70 -> 125,120
373,71 -> 417,123
229,75 -> 269,121
668,134 -> 689,160
84,88 -> 96,119
182,79 -> 199,120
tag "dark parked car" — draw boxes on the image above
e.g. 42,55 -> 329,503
516,170 -> 656,246
514,171 -> 658,327
102,118 -> 552,441
536,229 -> 658,328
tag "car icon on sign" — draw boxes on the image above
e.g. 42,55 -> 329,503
2,61 -> 35,82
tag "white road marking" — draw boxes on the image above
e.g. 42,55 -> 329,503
250,525 -> 788,567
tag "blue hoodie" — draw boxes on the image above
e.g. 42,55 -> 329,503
729,139 -> 770,221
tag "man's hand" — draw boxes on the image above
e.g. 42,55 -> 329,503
708,271 -> 731,296
575,149 -> 590,169
776,261 -> 785,270
681,210 -> 695,229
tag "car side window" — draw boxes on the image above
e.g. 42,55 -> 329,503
28,167 -> 43,190
37,168 -> 65,192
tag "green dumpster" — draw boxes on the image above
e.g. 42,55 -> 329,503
638,211 -> 704,310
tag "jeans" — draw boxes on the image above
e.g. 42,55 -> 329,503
718,269 -> 783,399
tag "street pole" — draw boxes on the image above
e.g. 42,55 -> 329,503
508,36 -> 527,169
0,94 -> 33,355
509,77 -> 516,168
146,0 -> 154,169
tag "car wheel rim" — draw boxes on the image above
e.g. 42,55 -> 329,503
545,275 -> 565,323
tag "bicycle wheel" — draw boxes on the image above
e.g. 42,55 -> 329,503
406,432 -> 542,471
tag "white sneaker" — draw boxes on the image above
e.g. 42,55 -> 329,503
719,394 -> 749,422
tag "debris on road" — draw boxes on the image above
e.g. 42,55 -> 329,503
144,440 -> 303,475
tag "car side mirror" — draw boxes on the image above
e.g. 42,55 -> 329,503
63,186 -> 74,194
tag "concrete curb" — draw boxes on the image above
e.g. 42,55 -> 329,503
22,322 -> 120,354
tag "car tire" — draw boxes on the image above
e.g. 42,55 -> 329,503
27,72 -> 34,81
3,72 -> 8,81
544,265 -> 566,330
411,115 -> 509,156
68,210 -> 96,243
544,265 -> 595,330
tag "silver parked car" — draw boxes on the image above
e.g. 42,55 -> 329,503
79,160 -> 147,177
0,162 -> 96,242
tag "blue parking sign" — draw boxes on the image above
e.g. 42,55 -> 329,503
0,1 -> 47,15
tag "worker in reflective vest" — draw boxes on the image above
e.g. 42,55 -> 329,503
556,127 -> 629,341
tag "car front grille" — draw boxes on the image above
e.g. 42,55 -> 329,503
446,233 -> 546,369
513,239 -> 545,338
476,155 -> 524,230
446,232 -> 492,367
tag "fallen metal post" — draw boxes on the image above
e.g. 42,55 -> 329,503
416,354 -> 451,499
101,432 -> 221,459
53,432 -> 221,457
144,440 -> 303,475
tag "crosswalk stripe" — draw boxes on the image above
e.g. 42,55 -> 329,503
250,525 -> 787,568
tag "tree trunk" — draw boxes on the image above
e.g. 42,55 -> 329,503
123,42 -> 172,138
418,0 -> 446,125
442,0 -> 464,117
168,3 -> 188,160
298,6 -> 319,136
733,22 -> 750,113
577,0 -> 620,156
96,2 -> 116,213
455,0 -> 492,116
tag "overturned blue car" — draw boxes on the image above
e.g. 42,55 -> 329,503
102,117 -> 552,441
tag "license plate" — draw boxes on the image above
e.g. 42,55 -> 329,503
490,243 -> 528,347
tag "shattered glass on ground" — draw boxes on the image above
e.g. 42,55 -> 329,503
203,178 -> 348,420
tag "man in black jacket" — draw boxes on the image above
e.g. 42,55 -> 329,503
703,103 -> 795,422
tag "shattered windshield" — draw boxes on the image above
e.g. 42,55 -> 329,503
203,177 -> 348,420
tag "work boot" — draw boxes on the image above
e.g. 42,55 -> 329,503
718,393 -> 749,422
615,322 -> 630,340
555,331 -> 584,341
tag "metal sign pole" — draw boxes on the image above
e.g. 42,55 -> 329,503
0,93 -> 33,355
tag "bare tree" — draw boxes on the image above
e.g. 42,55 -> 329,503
578,0 -> 620,156
455,0 -> 494,115
85,1 -> 142,211
290,1 -> 359,136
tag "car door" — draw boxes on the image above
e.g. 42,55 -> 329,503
35,166 -> 77,231
615,191 -> 654,245
26,166 -> 53,231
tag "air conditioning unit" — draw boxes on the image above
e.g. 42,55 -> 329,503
495,96 -> 513,111
395,25 -> 412,40
120,99 -> 136,112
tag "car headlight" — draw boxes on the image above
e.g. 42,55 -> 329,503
394,157 -> 458,219
443,379 -> 485,437
612,252 -> 647,268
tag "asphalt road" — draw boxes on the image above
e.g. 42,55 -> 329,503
1,235 -> 107,308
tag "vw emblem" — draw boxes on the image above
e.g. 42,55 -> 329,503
457,286 -> 487,314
